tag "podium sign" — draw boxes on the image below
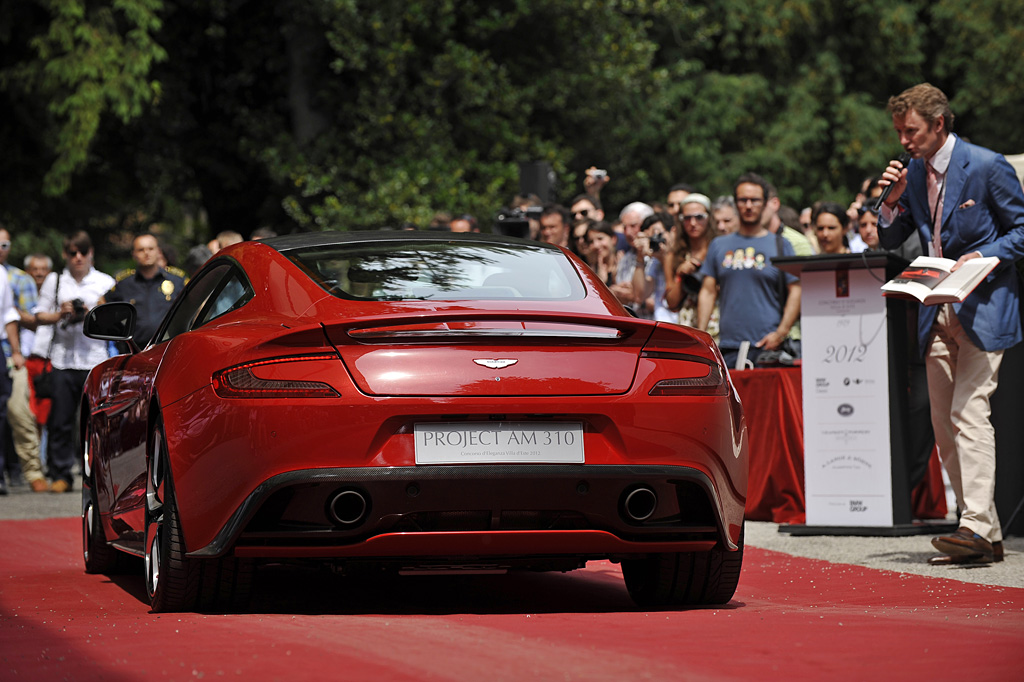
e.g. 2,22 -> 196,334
774,252 -> 925,532
799,268 -> 893,525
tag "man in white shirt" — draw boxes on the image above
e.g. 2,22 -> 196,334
32,231 -> 114,493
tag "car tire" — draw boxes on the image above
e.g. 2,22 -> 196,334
82,420 -> 134,575
622,525 -> 744,607
145,419 -> 254,613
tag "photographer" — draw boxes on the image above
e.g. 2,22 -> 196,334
664,193 -> 720,341
630,212 -> 676,321
31,231 -> 114,493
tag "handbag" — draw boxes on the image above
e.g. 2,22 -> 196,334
32,362 -> 55,399
32,272 -> 61,400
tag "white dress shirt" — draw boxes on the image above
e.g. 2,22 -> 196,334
31,267 -> 115,370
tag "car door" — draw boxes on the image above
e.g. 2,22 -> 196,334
107,263 -> 240,544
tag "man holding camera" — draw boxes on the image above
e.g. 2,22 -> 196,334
31,231 -> 114,493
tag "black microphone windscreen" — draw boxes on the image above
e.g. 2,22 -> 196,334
873,152 -> 913,211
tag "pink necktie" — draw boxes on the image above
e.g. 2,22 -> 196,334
927,163 -> 944,257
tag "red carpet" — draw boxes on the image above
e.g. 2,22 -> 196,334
2,518 -> 1021,681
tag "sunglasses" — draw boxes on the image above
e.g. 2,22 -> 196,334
573,209 -> 590,218
66,249 -> 88,258
682,213 -> 709,221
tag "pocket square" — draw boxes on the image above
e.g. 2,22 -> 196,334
958,199 -> 976,209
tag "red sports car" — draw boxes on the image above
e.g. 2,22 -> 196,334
81,231 -> 748,612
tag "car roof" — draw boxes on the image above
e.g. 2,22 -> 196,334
261,230 -> 555,254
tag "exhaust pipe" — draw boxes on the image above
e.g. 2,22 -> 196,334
328,489 -> 369,526
623,487 -> 658,522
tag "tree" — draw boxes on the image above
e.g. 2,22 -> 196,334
2,0 -> 1021,260
0,0 -> 167,259
1,0 -> 166,195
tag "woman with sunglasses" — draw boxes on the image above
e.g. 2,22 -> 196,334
665,193 -> 720,341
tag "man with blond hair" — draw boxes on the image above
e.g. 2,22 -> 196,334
878,83 -> 1024,565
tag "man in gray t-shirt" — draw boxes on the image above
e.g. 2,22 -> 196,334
696,173 -> 801,367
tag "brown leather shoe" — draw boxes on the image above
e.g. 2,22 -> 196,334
30,479 -> 51,493
928,541 -> 1003,565
50,479 -> 72,494
932,527 -> 994,561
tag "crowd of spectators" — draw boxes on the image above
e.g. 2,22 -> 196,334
0,225 -> 248,494
417,166 -> 924,367
0,167 -> 922,495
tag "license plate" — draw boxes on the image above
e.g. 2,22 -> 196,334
414,422 -> 585,464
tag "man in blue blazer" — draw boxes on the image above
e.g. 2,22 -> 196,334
879,83 -> 1024,565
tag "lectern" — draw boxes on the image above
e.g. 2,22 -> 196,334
773,253 -> 949,534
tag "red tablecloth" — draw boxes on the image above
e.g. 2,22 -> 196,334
731,366 -> 946,524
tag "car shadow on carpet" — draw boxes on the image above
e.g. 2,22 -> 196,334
243,564 -> 745,616
98,562 -> 746,615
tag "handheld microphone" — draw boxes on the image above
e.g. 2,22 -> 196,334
872,152 -> 912,211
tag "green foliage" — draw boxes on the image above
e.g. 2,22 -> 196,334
1,0 -> 1021,257
3,0 -> 166,195
930,0 -> 1024,149
268,0 -> 673,230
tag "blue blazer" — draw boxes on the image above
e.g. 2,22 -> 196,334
880,135 -> 1024,353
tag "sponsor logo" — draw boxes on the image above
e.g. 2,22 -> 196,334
837,403 -> 855,417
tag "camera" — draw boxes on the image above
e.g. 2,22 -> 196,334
493,206 -> 543,239
60,298 -> 88,328
588,168 -> 608,180
648,232 -> 666,252
681,273 -> 702,297
71,298 -> 87,321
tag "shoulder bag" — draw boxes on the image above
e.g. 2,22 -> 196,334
31,273 -> 61,400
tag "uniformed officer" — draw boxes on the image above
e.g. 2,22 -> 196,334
103,234 -> 185,346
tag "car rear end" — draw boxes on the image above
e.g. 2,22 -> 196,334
166,234 -> 746,591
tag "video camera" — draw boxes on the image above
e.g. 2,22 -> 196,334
493,206 -> 543,239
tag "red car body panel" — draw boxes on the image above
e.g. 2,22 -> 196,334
82,233 -> 748,575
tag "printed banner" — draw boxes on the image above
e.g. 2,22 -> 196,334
801,268 -> 893,526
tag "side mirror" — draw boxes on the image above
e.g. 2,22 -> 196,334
84,302 -> 137,343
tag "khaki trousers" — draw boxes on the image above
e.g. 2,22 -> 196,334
926,304 -> 1003,543
8,366 -> 44,483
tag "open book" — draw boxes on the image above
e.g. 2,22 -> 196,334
881,256 -> 999,305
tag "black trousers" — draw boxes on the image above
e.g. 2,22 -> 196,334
0,367 -> 10,479
46,368 -> 88,485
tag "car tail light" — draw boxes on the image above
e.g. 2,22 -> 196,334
212,354 -> 341,399
643,352 -> 728,396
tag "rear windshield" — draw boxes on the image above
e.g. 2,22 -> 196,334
286,240 -> 586,301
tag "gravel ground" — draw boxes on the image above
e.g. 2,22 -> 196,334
0,476 -> 85,521
3,477 -> 1019,589
746,519 -> 1023,589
